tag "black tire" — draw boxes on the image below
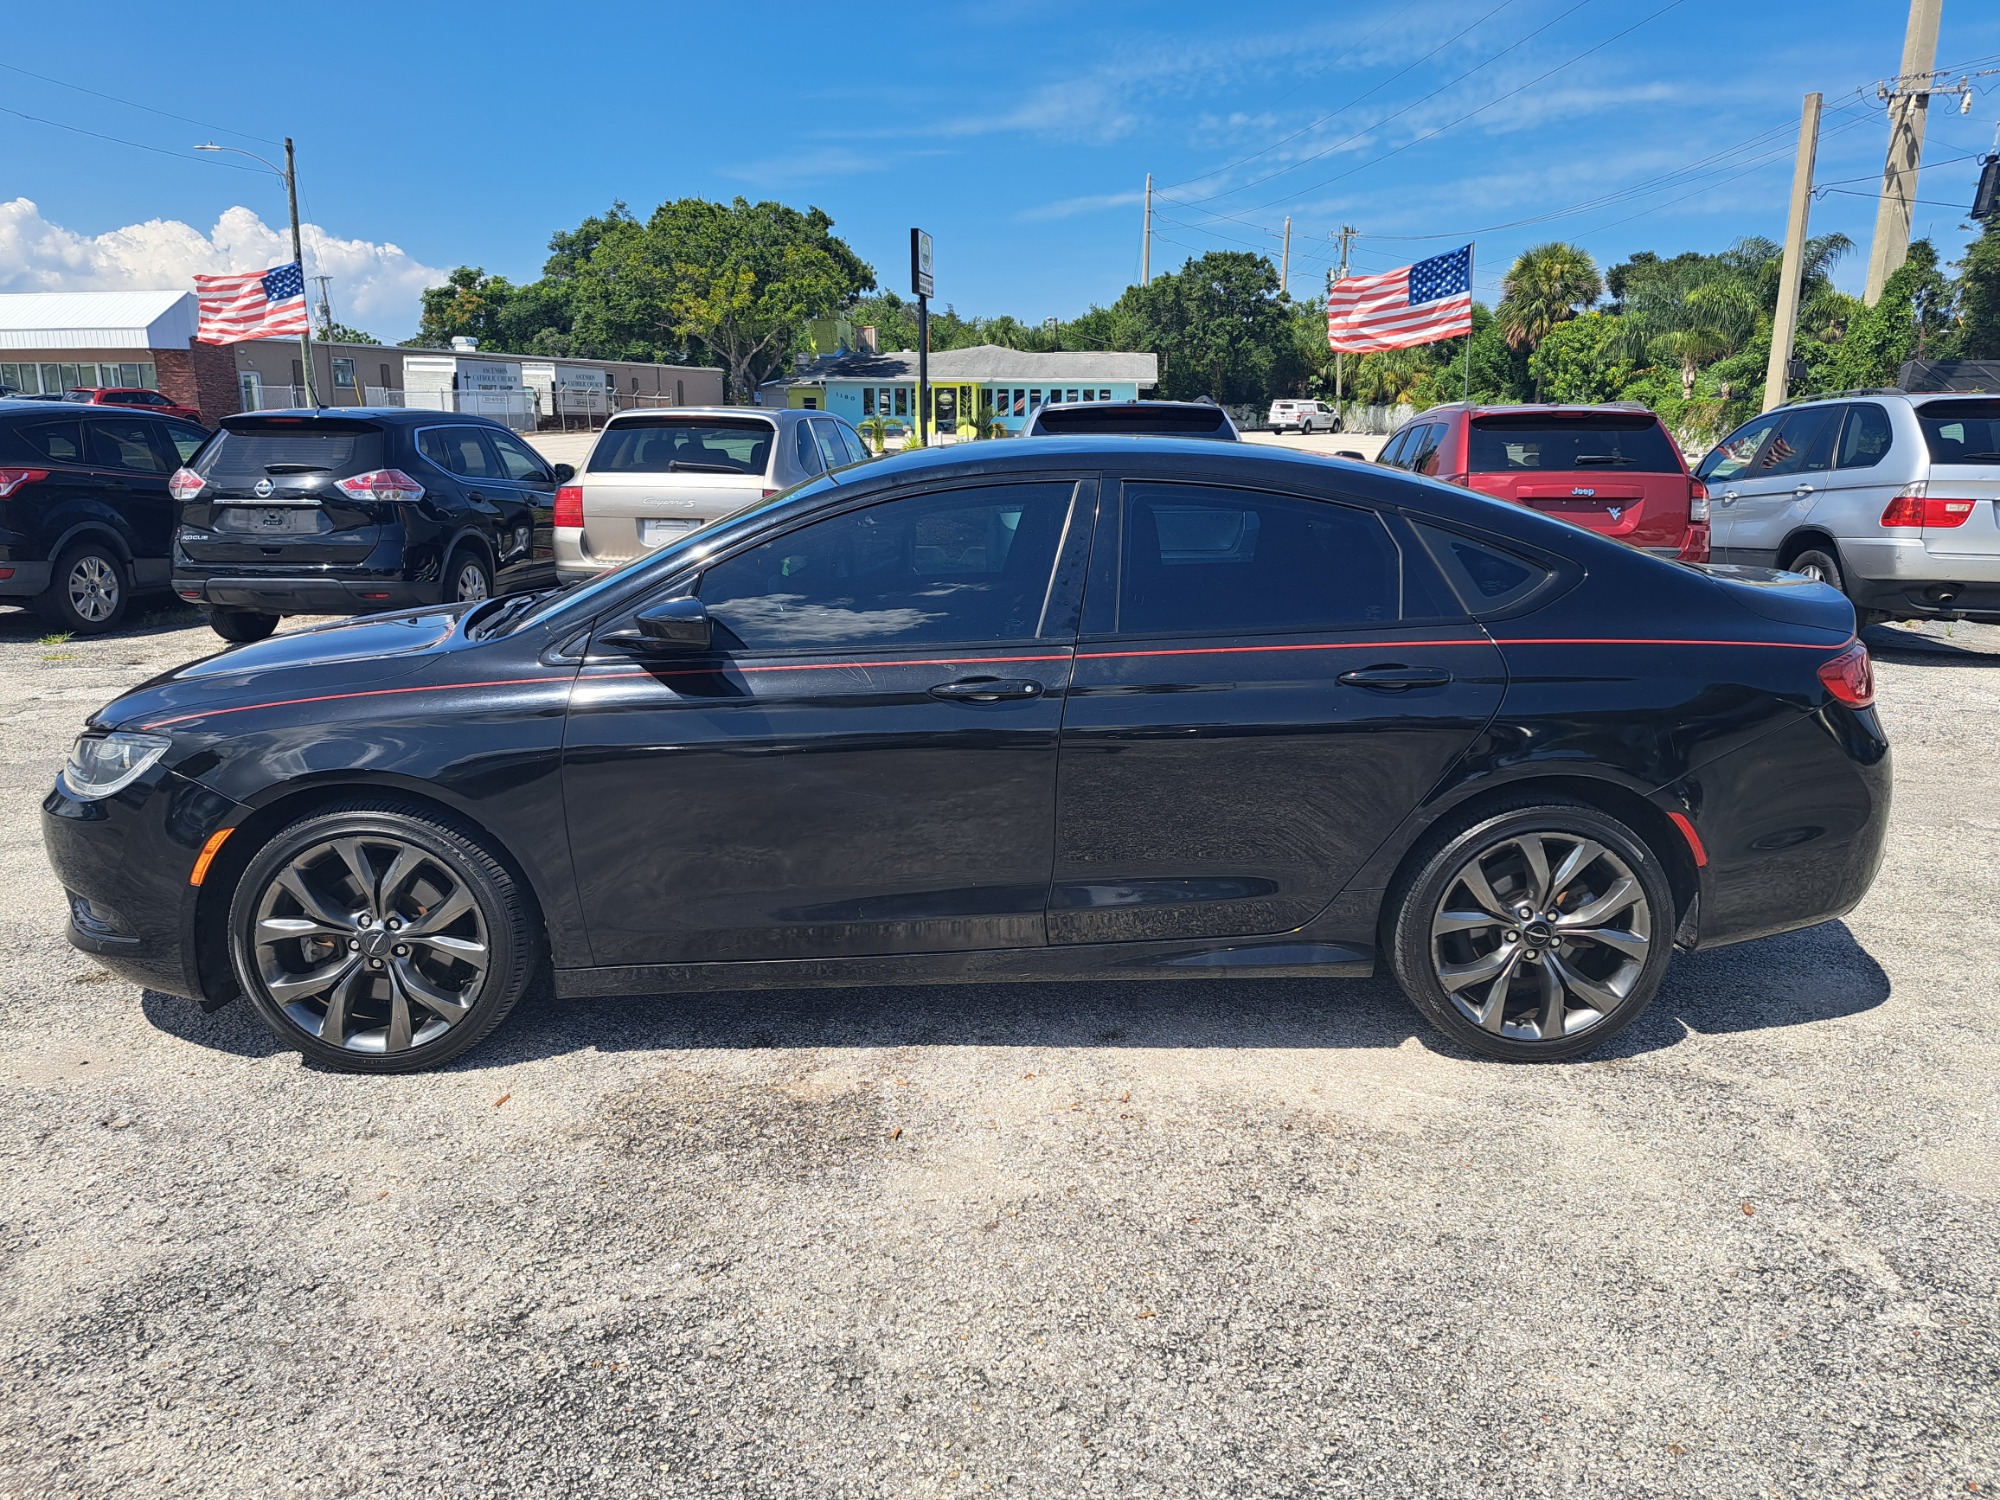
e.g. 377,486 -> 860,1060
35,540 -> 128,635
206,608 -> 280,644
1789,546 -> 1889,628
1387,800 -> 1677,1062
444,546 -> 493,604
226,801 -> 542,1073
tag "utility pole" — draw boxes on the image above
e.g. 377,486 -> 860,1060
282,138 -> 318,407
1864,0 -> 1945,304
1764,92 -> 1824,412
1280,216 -> 1291,297
1141,174 -> 1153,286
310,275 -> 334,335
1331,225 -> 1355,408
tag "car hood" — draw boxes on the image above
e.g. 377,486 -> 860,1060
1691,563 -> 1856,638
92,606 -> 472,733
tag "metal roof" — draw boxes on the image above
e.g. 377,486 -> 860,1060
767,342 -> 1159,388
0,290 -> 198,351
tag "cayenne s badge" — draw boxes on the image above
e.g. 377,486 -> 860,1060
253,478 -> 275,498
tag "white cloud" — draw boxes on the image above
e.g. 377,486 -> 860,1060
0,199 -> 447,339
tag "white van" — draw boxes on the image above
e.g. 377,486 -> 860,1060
1268,398 -> 1338,434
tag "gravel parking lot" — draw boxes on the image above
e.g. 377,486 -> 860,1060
0,598 -> 1995,1498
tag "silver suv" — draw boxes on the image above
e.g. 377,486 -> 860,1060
555,407 -> 869,582
1696,391 -> 2000,624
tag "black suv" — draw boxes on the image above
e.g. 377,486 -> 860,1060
171,409 -> 572,642
0,397 -> 210,634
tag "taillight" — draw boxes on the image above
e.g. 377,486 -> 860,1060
333,468 -> 425,505
761,487 -> 781,499
1817,642 -> 1874,708
1881,489 -> 1975,528
554,485 -> 583,528
1677,522 -> 1711,563
0,467 -> 49,498
1688,479 -> 1710,523
167,467 -> 205,501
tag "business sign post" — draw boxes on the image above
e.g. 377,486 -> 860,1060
911,228 -> 934,444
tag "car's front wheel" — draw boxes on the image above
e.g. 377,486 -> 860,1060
445,547 -> 493,604
227,802 -> 541,1073
206,608 -> 280,643
1388,801 -> 1677,1061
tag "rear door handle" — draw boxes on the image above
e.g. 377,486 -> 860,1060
1718,490 -> 1739,505
1337,665 -> 1453,690
929,677 -> 1044,702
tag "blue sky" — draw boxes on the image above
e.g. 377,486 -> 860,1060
4,0 -> 1999,341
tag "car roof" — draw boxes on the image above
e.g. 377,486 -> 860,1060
1416,402 -> 1658,419
603,406 -> 791,426
220,407 -> 512,428
0,397 -> 190,421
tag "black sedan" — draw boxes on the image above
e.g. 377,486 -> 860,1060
43,439 -> 1890,1072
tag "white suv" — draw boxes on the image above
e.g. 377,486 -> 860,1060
1268,398 -> 1338,434
1696,391 -> 2000,624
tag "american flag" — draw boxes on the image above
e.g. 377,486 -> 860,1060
195,261 -> 310,344
1327,245 -> 1474,353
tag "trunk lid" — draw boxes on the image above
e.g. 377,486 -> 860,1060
1690,563 -> 1855,638
1914,400 -> 2000,559
1465,411 -> 1694,553
576,414 -> 778,568
178,416 -> 392,568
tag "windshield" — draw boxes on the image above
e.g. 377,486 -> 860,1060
1467,414 -> 1682,473
588,417 -> 776,476
1916,399 -> 2000,463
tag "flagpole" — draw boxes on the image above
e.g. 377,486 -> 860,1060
1463,243 -> 1474,404
283,138 -> 319,410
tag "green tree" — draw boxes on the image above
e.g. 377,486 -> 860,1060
653,197 -> 875,399
1526,311 -> 1634,404
1115,251 -> 1299,402
1957,221 -> 2000,360
1825,239 -> 1957,390
408,266 -> 520,349
316,322 -> 380,346
1495,242 -> 1603,363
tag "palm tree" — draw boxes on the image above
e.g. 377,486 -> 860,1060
1496,242 -> 1604,360
1347,346 -> 1436,407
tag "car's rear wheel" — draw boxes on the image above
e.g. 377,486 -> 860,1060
1388,801 -> 1677,1061
227,803 -> 540,1073
1789,545 -> 1889,629
36,541 -> 128,635
206,608 -> 280,643
445,547 -> 493,604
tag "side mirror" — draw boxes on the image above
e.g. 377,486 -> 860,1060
602,597 -> 712,654
1334,449 -> 1366,461
551,462 -> 576,483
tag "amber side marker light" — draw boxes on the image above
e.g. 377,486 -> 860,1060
189,827 -> 234,886
1817,642 -> 1875,709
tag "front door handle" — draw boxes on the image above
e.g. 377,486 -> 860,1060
1793,483 -> 1815,497
1337,665 -> 1453,691
929,677 -> 1044,702
1718,490 -> 1739,505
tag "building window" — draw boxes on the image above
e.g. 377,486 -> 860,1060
332,357 -> 356,389
676,379 -> 685,405
1081,389 -> 1095,402
379,363 -> 393,390
1029,389 -> 1043,410
239,371 -> 264,411
1100,389 -> 1112,401
0,363 -> 34,395
1012,389 -> 1026,417
801,395 -> 818,410
862,387 -> 876,417
893,387 -> 908,418
1066,389 -> 1080,403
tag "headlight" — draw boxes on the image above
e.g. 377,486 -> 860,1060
61,732 -> 172,801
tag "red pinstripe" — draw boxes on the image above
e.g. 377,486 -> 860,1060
139,635 -> 1856,730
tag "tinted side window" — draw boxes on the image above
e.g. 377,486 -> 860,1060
1378,427 -> 1414,469
1754,406 -> 1839,479
1111,483 -> 1401,636
835,422 -> 868,465
1410,522 -> 1552,613
1836,403 -> 1893,469
419,425 -> 503,479
1699,414 -> 1781,484
793,421 -> 825,477
697,482 -> 1075,652
1409,424 -> 1445,477
160,422 -> 208,464
87,418 -> 172,473
810,418 -> 846,471
12,418 -> 85,464
489,429 -> 552,483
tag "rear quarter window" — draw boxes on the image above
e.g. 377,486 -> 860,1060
1410,521 -> 1553,613
1468,415 -> 1683,474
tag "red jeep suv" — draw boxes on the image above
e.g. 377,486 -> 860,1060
1377,403 -> 1709,561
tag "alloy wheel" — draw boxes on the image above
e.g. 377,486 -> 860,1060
1428,831 -> 1652,1043
453,562 -> 490,602
67,555 -> 121,623
248,834 -> 490,1054
1795,561 -> 1827,582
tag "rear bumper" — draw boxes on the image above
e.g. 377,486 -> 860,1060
1843,536 -> 2000,618
173,573 -> 439,615
0,561 -> 52,598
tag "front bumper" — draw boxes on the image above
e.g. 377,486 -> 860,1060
42,767 -> 247,1001
173,573 -> 439,615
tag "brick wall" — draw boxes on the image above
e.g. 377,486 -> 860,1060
156,340 -> 241,427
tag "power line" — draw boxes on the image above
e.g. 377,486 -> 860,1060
0,103 -> 267,171
0,60 -> 278,146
